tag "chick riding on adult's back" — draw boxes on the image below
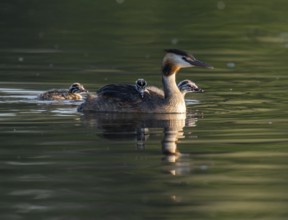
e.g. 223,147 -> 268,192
78,49 -> 212,113
134,78 -> 203,99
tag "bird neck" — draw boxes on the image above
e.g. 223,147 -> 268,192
162,74 -> 182,99
162,62 -> 180,77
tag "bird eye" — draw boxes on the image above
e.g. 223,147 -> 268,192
182,56 -> 195,62
182,57 -> 192,63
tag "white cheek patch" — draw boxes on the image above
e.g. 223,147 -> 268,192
172,54 -> 193,68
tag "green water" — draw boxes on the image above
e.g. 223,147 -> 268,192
1,0 -> 288,219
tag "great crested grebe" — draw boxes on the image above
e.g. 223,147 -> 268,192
39,82 -> 87,100
78,49 -> 212,113
135,78 -> 203,99
177,79 -> 204,94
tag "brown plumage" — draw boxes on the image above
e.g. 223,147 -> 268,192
78,49 -> 212,113
39,82 -> 87,100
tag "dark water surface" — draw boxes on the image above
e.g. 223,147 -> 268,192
1,0 -> 288,219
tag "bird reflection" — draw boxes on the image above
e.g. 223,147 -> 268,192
81,112 -> 199,175
136,128 -> 149,150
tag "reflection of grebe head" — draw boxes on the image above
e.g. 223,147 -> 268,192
177,79 -> 204,94
135,78 -> 148,98
68,83 -> 87,93
162,49 -> 213,76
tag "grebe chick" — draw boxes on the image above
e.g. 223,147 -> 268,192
138,79 -> 203,98
177,79 -> 204,94
78,49 -> 212,113
135,78 -> 148,98
39,82 -> 87,100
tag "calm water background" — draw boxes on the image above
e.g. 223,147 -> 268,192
1,0 -> 288,219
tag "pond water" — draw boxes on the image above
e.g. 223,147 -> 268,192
1,0 -> 288,219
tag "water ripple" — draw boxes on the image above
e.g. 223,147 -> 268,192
5,161 -> 54,166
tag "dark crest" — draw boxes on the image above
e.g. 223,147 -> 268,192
164,49 -> 192,58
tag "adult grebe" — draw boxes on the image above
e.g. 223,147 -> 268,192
39,82 -> 87,100
135,78 -> 203,99
78,49 -> 212,113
